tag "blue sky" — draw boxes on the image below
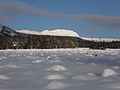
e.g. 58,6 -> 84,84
1,0 -> 120,38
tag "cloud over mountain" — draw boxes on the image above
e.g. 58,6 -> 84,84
0,0 -> 66,22
72,14 -> 120,29
1,0 -> 120,29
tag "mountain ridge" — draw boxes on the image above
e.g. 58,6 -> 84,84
17,29 -> 120,42
1,24 -> 120,42
0,24 -> 25,36
17,29 -> 80,38
1,24 -> 120,49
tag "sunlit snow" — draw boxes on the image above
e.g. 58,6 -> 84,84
0,48 -> 120,90
17,29 -> 80,37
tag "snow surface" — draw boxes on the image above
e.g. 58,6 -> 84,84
0,48 -> 120,90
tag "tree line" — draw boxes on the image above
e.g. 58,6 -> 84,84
0,35 -> 120,50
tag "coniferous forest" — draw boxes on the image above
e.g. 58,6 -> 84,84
0,35 -> 85,49
0,24 -> 120,50
0,34 -> 120,50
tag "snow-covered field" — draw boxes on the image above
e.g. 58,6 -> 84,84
0,48 -> 120,90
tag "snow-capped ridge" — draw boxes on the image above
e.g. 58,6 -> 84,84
81,37 -> 120,42
17,30 -> 41,35
0,24 -> 22,36
17,29 -> 80,37
40,29 -> 80,37
17,29 -> 120,41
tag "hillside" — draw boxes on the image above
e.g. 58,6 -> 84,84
0,25 -> 88,49
0,24 -> 24,36
0,24 -> 120,49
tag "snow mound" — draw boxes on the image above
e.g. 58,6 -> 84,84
47,56 -> 53,59
0,75 -> 10,80
45,74 -> 66,80
0,56 -> 6,60
41,29 -> 80,37
102,69 -> 118,77
72,73 -> 99,81
46,65 -> 67,71
0,64 -> 19,69
112,66 -> 120,70
44,81 -> 69,89
48,60 -> 62,63
32,60 -> 42,63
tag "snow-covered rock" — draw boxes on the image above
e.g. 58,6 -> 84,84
102,69 -> 118,77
